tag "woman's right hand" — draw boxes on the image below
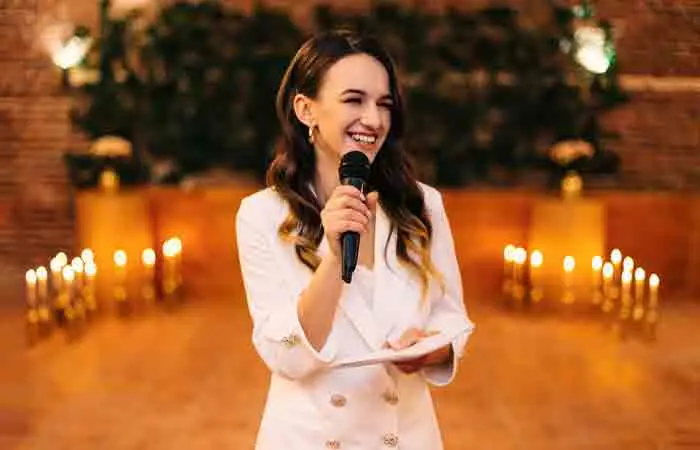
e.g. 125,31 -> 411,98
320,185 -> 372,258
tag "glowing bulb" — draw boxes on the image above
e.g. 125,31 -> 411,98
563,256 -> 575,273
142,248 -> 156,266
592,256 -> 603,270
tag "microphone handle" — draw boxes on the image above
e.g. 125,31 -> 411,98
340,177 -> 366,283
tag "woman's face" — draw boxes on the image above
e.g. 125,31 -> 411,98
305,53 -> 393,164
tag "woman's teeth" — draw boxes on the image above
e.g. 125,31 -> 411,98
350,133 -> 376,144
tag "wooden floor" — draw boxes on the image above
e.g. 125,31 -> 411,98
2,293 -> 699,450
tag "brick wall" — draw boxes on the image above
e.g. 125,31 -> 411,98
0,0 -> 698,301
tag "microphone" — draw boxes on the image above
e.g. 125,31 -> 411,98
338,151 -> 370,283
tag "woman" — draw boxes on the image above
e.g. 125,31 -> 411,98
236,29 -> 474,450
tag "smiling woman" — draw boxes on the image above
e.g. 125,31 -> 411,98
236,29 -> 474,450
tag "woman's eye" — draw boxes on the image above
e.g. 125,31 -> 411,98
343,98 -> 362,104
379,102 -> 393,109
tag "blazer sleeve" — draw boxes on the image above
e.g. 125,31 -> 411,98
422,190 -> 475,387
235,195 -> 337,381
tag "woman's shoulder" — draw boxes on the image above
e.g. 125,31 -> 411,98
236,187 -> 289,225
416,181 -> 444,209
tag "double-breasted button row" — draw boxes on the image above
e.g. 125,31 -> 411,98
280,333 -> 299,348
382,390 -> 399,405
329,391 -> 398,407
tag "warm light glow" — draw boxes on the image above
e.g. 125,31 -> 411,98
623,256 -> 634,272
142,248 -> 156,266
504,244 -> 516,262
62,265 -> 75,282
649,274 -> 660,289
530,250 -> 543,268
163,240 -> 178,258
592,256 -> 603,271
81,248 -> 95,263
51,35 -> 92,69
55,252 -> 68,267
513,248 -> 527,265
171,237 -> 182,254
50,257 -> 62,273
114,250 -> 127,267
71,257 -> 84,273
36,266 -> 48,281
563,256 -> 575,273
621,270 -> 632,285
610,249 -> 622,265
85,261 -> 97,277
574,26 -> 611,74
602,262 -> 614,279
634,267 -> 646,282
26,269 -> 37,284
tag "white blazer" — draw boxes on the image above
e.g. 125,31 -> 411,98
236,182 -> 474,450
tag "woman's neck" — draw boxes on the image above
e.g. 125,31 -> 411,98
313,148 -> 340,205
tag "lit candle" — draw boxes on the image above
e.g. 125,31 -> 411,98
601,262 -> 614,312
610,249 -> 622,272
619,270 -> 633,320
512,247 -> 527,301
562,256 -> 575,304
71,257 -> 84,292
162,239 -> 178,296
81,248 -> 94,264
622,256 -> 634,274
529,250 -> 543,302
35,266 -> 49,322
609,249 -> 622,300
25,269 -> 37,308
591,256 -> 603,304
141,248 -> 156,302
60,265 -> 75,319
49,257 -> 63,297
648,274 -> 660,308
55,252 -> 68,268
503,245 -> 515,296
84,261 -> 97,312
633,267 -> 646,320
113,250 -> 128,303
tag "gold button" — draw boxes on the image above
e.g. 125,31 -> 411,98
383,433 -> 399,447
330,394 -> 347,407
281,334 -> 299,348
382,390 -> 399,405
325,439 -> 341,449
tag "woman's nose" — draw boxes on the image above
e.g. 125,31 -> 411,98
360,104 -> 382,128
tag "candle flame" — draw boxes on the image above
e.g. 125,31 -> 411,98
163,240 -> 178,258
634,267 -> 646,282
592,256 -> 603,271
85,262 -> 97,277
602,262 -> 613,279
55,252 -> 68,267
503,244 -> 516,262
142,248 -> 156,266
81,248 -> 95,263
114,250 -> 127,267
26,269 -> 37,284
621,270 -> 632,284
649,274 -> 660,289
62,265 -> 75,282
36,266 -> 48,281
513,248 -> 527,265
50,257 -> 62,273
530,250 -> 543,268
171,237 -> 182,254
71,257 -> 84,273
563,256 -> 575,273
610,249 -> 622,265
623,256 -> 634,272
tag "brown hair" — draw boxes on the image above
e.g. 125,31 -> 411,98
266,29 -> 441,297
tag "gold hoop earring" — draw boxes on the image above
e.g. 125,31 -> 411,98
308,124 -> 316,144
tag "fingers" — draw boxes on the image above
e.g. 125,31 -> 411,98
321,185 -> 373,237
393,356 -> 427,374
389,327 -> 425,350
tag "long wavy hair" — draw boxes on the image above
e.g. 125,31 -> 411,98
266,29 -> 442,297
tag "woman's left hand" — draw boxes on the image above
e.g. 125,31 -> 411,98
388,328 -> 452,374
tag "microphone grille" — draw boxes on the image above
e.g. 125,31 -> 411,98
339,151 -> 370,180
